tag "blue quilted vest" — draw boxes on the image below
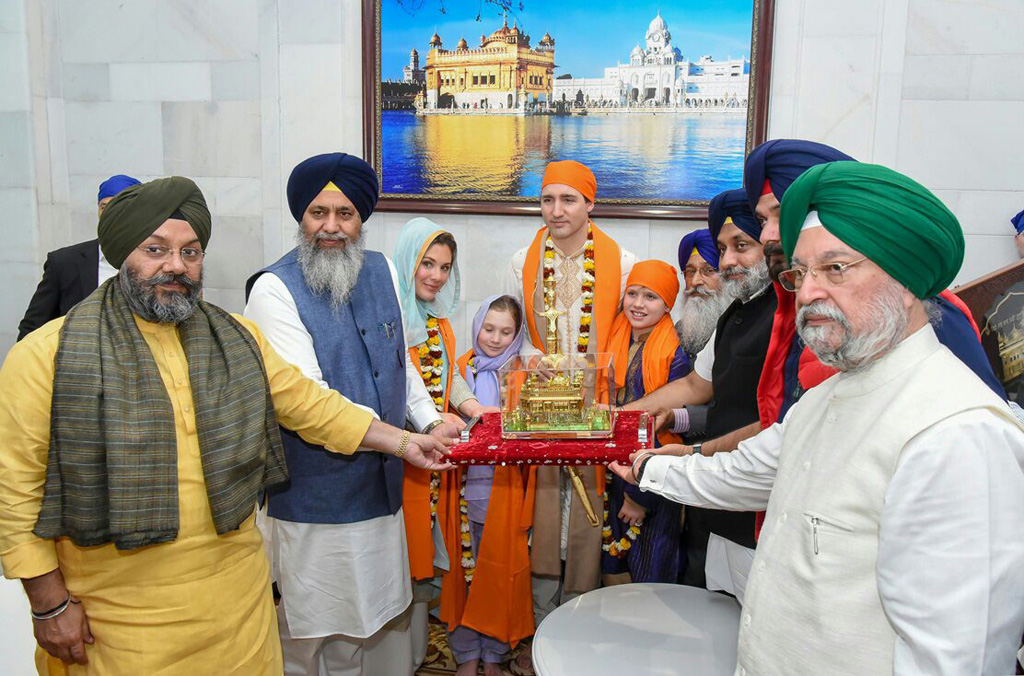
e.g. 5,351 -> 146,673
247,249 -> 407,523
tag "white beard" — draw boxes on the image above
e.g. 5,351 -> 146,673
796,278 -> 909,373
296,227 -> 366,309
721,258 -> 770,303
675,286 -> 734,355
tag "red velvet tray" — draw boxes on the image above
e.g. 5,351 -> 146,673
447,411 -> 652,466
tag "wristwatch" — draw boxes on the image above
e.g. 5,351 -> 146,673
422,419 -> 444,434
395,431 -> 411,458
691,443 -> 703,457
636,454 -> 654,483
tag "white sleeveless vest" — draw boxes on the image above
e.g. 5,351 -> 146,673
735,326 -> 1015,676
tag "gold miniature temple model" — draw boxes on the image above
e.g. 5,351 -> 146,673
523,274 -> 601,527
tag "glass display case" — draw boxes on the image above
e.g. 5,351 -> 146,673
499,352 -> 616,440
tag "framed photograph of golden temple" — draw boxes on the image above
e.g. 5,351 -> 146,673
362,0 -> 776,219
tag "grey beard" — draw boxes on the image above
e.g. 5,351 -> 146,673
796,279 -> 908,373
296,228 -> 366,309
720,258 -> 770,302
118,264 -> 202,324
675,287 -> 733,355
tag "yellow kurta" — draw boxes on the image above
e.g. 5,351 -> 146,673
0,314 -> 374,675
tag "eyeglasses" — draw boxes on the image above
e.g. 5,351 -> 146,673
136,244 -> 205,264
778,258 -> 868,292
682,265 -> 718,280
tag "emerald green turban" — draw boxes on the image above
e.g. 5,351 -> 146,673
97,176 -> 211,268
779,162 -> 963,299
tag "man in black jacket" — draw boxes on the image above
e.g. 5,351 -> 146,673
624,188 -> 773,589
17,174 -> 139,339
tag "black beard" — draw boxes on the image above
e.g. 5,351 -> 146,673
763,241 -> 787,282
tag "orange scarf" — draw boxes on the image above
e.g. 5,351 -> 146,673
403,317 -> 457,581
522,222 -> 621,356
607,314 -> 681,392
438,352 -> 537,646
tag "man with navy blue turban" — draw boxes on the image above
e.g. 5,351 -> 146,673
676,228 -> 725,356
624,188 -> 775,590
245,153 -> 457,675
744,139 -> 855,282
747,140 -> 1002,440
17,173 -> 141,339
1012,208 -> 1024,258
658,228 -> 731,461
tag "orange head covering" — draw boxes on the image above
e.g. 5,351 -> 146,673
625,260 -> 680,310
541,160 -> 596,202
608,259 -> 681,391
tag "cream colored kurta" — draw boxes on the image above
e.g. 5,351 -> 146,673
0,314 -> 374,675
506,236 -> 636,356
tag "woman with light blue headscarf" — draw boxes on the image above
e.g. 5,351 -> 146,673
393,218 -> 492,666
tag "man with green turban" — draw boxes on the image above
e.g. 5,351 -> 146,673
0,176 -> 454,674
778,161 -> 964,298
611,162 -> 1024,674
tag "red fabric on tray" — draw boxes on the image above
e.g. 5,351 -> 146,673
448,411 -> 652,466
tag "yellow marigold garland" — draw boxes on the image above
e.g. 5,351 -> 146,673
418,316 -> 446,524
543,224 -> 595,355
601,472 -> 641,559
459,470 -> 476,583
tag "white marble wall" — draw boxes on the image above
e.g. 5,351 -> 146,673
769,0 -> 1024,285
0,0 -> 38,354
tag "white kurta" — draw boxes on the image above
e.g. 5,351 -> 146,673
244,257 -> 441,640
641,328 -> 1024,675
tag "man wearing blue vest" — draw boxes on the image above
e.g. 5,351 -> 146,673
244,153 -> 460,676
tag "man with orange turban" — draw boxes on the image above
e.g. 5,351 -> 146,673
504,160 -> 636,642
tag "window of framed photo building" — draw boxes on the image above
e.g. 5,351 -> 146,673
363,0 -> 775,219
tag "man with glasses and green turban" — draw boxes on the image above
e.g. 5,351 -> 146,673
611,162 -> 1024,675
0,176 -> 453,674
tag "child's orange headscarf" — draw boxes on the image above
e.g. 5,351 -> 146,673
608,260 -> 681,391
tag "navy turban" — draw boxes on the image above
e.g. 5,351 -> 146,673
708,189 -> 761,243
743,139 -> 856,210
1012,209 -> 1024,235
97,174 -> 141,203
678,229 -> 719,271
286,153 -> 379,223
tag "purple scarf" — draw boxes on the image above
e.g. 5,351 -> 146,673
463,296 -> 525,522
463,295 -> 525,408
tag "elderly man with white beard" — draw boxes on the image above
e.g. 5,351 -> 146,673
612,162 -> 1024,676
244,153 -> 464,676
623,189 -> 774,589
659,228 -> 734,443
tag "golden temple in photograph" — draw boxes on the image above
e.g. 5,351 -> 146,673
421,17 -> 555,113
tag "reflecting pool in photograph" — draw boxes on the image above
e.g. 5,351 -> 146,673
380,110 -> 746,200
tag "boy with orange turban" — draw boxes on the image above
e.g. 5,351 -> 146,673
504,160 -> 636,641
602,260 -> 689,584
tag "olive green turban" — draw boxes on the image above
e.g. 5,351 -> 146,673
779,162 -> 963,299
97,176 -> 211,268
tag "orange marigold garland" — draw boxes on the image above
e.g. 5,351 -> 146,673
543,223 -> 595,355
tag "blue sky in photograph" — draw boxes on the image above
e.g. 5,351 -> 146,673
381,0 -> 754,81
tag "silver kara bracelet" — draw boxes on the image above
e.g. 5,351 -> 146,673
31,591 -> 74,621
